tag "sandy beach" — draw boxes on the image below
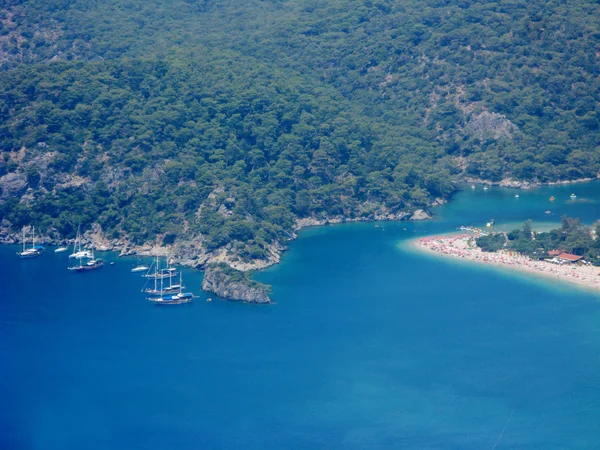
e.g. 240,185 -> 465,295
412,233 -> 600,293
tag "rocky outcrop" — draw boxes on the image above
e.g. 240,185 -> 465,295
465,175 -> 600,190
84,224 -> 113,251
201,263 -> 271,304
464,177 -> 536,189
410,209 -> 431,221
0,172 -> 27,199
464,111 -> 518,140
294,210 -> 411,231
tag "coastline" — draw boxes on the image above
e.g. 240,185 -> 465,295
3,175 -> 598,301
0,206 -> 433,271
464,174 -> 599,190
408,233 -> 600,294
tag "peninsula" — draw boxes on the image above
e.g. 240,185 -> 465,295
414,217 -> 600,292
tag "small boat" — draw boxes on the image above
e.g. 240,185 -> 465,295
55,247 -> 68,253
69,249 -> 92,259
570,193 -> 577,199
131,256 -> 150,272
17,227 -> 44,258
483,186 -> 488,191
471,185 -> 475,189
549,196 -> 555,201
515,194 -> 519,198
545,210 -> 551,214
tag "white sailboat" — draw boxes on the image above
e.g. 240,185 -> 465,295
17,227 -> 43,258
142,256 -> 177,279
68,242 -> 103,272
147,272 -> 193,305
142,256 -> 183,295
69,225 -> 92,259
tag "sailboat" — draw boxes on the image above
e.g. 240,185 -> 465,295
17,227 -> 44,258
142,256 -> 177,280
68,235 -> 103,272
143,259 -> 183,295
147,272 -> 193,305
69,225 -> 92,259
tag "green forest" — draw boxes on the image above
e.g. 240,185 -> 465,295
476,216 -> 600,265
1,0 -> 599,261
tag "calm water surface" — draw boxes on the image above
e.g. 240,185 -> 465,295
2,181 -> 600,449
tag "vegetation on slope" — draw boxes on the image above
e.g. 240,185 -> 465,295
0,55 -> 453,257
1,0 -> 599,262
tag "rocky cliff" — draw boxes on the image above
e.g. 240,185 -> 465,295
201,263 -> 271,304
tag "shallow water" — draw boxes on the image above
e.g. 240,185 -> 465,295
2,181 -> 600,449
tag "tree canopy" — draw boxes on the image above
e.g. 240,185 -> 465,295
1,0 -> 599,260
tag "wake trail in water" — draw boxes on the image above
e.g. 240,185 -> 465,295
491,408 -> 515,450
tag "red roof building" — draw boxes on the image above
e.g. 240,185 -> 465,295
557,253 -> 583,262
548,250 -> 562,256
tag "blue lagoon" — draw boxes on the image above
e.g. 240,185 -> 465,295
2,181 -> 600,449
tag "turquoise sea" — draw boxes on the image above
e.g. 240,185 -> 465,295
2,181 -> 600,449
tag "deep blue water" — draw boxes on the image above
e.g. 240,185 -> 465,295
2,181 -> 600,449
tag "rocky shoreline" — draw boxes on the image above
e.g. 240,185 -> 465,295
464,174 -> 599,190
1,207 -> 431,303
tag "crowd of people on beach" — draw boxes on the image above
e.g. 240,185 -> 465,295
417,234 -> 600,289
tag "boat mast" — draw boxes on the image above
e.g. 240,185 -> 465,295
31,226 -> 35,250
153,255 -> 158,292
22,228 -> 26,253
73,224 -> 80,255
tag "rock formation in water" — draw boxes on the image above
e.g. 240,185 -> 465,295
201,263 -> 271,303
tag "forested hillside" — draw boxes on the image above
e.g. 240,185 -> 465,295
1,0 -> 599,265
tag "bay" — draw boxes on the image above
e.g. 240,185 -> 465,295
2,181 -> 600,449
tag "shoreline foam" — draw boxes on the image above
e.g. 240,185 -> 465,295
409,233 -> 600,294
